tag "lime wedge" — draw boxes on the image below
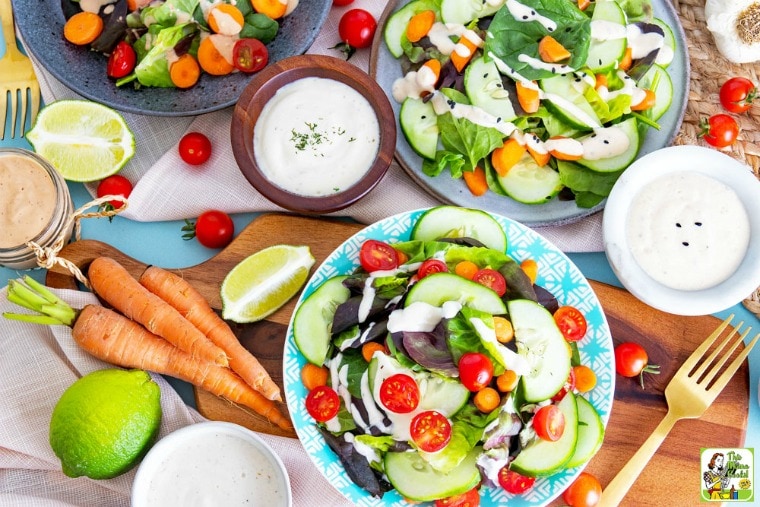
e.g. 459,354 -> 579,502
221,245 -> 316,323
27,100 -> 135,182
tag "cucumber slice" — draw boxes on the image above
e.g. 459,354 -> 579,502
440,0 -> 501,24
576,117 -> 640,173
509,299 -> 572,402
464,56 -> 517,123
292,276 -> 350,365
400,97 -> 439,160
384,446 -> 482,501
540,75 -> 601,131
636,64 -> 673,121
406,272 -> 507,315
586,0 -> 627,72
510,392 -> 579,477
565,395 -> 605,468
411,206 -> 508,252
496,152 -> 563,205
383,0 -> 441,58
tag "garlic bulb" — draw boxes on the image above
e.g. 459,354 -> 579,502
705,0 -> 760,63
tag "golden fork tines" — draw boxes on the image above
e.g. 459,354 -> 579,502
0,0 -> 40,140
599,315 -> 759,506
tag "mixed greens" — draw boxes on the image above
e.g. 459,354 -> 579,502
385,0 -> 676,208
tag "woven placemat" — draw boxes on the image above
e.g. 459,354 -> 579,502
669,0 -> 760,318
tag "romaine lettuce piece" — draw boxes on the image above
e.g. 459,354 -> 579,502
134,23 -> 199,88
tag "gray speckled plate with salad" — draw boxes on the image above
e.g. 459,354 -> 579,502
370,0 -> 688,227
283,207 -> 615,506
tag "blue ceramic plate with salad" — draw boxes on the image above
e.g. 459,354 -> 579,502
11,0 -> 331,116
284,206 -> 615,506
370,0 -> 689,227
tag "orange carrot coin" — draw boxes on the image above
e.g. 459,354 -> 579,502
63,11 -> 104,46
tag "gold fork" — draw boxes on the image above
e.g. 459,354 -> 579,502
0,0 -> 40,140
599,315 -> 759,506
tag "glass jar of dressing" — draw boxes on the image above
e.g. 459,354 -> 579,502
0,148 -> 74,270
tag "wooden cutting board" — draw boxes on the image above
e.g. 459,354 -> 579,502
46,213 -> 750,505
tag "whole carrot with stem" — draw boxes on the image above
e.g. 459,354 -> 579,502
139,266 -> 282,401
88,257 -> 229,368
3,277 -> 292,431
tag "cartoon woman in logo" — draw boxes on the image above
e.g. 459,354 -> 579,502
704,452 -> 730,500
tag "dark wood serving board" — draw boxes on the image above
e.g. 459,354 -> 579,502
46,213 -> 750,505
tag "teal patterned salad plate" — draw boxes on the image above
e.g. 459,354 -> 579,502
283,208 -> 614,506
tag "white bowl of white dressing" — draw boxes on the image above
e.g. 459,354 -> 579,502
603,145 -> 760,316
131,421 -> 291,507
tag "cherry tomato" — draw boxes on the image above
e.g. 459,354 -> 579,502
699,114 -> 739,148
458,352 -> 494,392
107,41 -> 136,79
305,385 -> 340,422
498,467 -> 536,494
410,410 -> 452,453
418,259 -> 448,279
179,132 -> 212,165
553,305 -> 587,342
96,174 -> 133,209
233,38 -> 268,73
562,472 -> 602,507
183,210 -> 234,249
434,487 -> 481,507
614,342 -> 660,388
532,405 -> 566,441
472,268 -> 507,296
359,239 -> 399,272
719,77 -> 756,114
338,9 -> 377,49
333,0 -> 355,5
379,373 -> 420,413
551,367 -> 576,402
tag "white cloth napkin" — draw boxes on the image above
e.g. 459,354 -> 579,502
26,0 -> 605,253
0,286 -> 352,507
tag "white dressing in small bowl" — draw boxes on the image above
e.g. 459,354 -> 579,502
603,145 -> 760,315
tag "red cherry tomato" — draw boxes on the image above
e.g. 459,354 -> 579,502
183,210 -> 234,249
498,467 -> 536,494
107,41 -> 136,79
699,114 -> 739,148
379,373 -> 420,413
410,410 -> 452,453
96,174 -> 133,208
562,472 -> 602,507
338,9 -> 377,49
458,352 -> 494,392
359,239 -> 399,272
434,487 -> 481,506
179,132 -> 213,165
418,259 -> 448,279
553,305 -> 587,342
333,0 -> 355,5
232,38 -> 268,73
551,367 -> 576,402
305,385 -> 340,422
472,268 -> 507,297
719,77 -> 756,114
532,405 -> 566,442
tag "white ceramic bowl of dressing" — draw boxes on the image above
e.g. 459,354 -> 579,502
603,145 -> 760,316
131,421 -> 291,507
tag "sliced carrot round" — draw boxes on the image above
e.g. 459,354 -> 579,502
63,11 -> 104,46
170,54 -> 201,89
197,36 -> 234,76
208,4 -> 245,35
252,0 -> 288,19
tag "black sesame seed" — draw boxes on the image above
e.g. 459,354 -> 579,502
603,140 -> 609,144
523,15 -> 529,19
682,242 -> 690,246
483,73 -> 489,78
565,26 -> 572,32
421,115 -> 427,119
695,222 -> 703,226
676,223 -> 682,227
591,133 -> 597,138
598,58 -> 603,66
530,10 -> 536,14
551,68 -> 556,73
496,117 -> 502,122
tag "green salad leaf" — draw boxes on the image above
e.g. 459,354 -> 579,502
134,23 -> 199,87
485,0 -> 591,80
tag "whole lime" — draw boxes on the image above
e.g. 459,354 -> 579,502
49,369 -> 162,479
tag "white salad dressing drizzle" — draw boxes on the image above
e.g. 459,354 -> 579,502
430,92 -> 516,136
387,301 -> 462,333
590,19 -> 628,41
253,77 -> 380,197
505,0 -> 557,32
209,8 -> 243,35
517,54 -> 574,75
626,172 -> 750,291
596,71 -> 647,107
392,63 -> 439,102
426,22 -> 469,55
626,23 -> 665,60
